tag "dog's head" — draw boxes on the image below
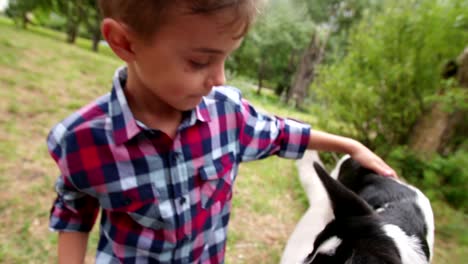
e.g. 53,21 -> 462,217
302,162 -> 402,264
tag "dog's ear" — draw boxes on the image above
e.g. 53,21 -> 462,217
336,157 -> 375,189
313,162 -> 374,218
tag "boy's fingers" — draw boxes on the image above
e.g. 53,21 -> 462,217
372,159 -> 398,178
379,164 -> 398,178
383,169 -> 398,178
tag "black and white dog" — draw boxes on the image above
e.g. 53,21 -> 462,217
303,155 -> 434,264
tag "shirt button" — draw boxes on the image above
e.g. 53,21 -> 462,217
170,152 -> 179,163
123,198 -> 132,205
179,197 -> 186,205
145,129 -> 156,136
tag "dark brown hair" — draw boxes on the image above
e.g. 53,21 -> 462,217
98,0 -> 265,40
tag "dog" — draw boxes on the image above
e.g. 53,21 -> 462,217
302,155 -> 434,264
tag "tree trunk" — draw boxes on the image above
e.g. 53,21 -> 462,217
408,103 -> 453,157
457,47 -> 468,86
257,57 -> 266,95
66,0 -> 85,44
21,12 -> 28,29
438,47 -> 468,155
91,1 -> 102,52
91,23 -> 101,52
286,30 -> 329,109
67,26 -> 79,44
409,47 -> 468,157
276,49 -> 300,97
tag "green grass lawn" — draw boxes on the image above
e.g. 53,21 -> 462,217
0,18 -> 466,263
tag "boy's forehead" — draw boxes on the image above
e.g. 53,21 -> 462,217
190,38 -> 244,56
166,2 -> 249,38
127,2 -> 249,52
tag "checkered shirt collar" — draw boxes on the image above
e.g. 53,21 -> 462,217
109,66 -> 211,145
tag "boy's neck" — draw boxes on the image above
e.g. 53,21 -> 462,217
124,66 -> 183,138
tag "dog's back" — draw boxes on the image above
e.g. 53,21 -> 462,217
303,156 -> 434,264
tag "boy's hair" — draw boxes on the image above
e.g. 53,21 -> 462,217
98,0 -> 265,40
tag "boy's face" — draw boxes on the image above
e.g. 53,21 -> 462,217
128,6 -> 245,112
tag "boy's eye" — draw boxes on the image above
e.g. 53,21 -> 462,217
189,60 -> 209,69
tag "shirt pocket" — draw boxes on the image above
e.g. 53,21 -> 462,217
98,183 -> 166,230
198,152 -> 235,209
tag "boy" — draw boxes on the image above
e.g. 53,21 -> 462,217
48,1 -> 396,263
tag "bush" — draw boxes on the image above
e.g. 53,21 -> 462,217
388,146 -> 468,213
313,0 -> 468,150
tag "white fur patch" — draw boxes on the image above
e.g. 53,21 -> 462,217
375,207 -> 386,213
406,185 -> 435,260
317,236 -> 342,255
304,236 -> 342,264
330,155 -> 351,179
389,178 -> 434,261
382,224 -> 429,264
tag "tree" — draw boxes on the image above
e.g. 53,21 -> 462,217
6,0 -> 51,29
409,47 -> 468,157
313,0 -> 468,153
286,0 -> 381,108
63,0 -> 85,44
286,28 -> 329,109
81,0 -> 102,52
46,0 -> 98,45
227,0 -> 313,95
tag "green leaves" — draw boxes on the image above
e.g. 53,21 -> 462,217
314,0 -> 468,149
227,0 -> 313,90
387,146 -> 468,212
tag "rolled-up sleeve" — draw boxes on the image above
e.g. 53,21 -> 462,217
237,98 -> 310,162
48,124 -> 99,232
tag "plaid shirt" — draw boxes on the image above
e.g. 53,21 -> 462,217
48,67 -> 310,263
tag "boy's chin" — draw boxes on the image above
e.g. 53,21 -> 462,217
174,98 -> 203,112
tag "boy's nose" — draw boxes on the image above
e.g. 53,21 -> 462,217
207,65 -> 226,88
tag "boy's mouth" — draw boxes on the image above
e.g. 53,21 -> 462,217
190,92 -> 210,98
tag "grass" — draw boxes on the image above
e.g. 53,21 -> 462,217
0,17 -> 120,264
0,17 -> 466,263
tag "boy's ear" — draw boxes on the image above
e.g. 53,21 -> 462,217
101,18 -> 136,62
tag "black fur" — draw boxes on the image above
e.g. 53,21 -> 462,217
337,159 -> 430,259
304,159 -> 431,264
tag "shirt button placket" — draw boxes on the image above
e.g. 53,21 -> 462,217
169,150 -> 192,250
179,196 -> 186,205
179,237 -> 191,264
170,152 -> 179,164
171,153 -> 190,209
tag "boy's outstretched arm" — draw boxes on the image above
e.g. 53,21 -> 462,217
58,231 -> 89,264
307,129 -> 397,177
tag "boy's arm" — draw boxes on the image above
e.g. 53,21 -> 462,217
232,92 -> 395,177
47,126 -> 100,262
58,232 -> 89,264
308,129 -> 396,177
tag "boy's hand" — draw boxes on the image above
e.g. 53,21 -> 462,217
307,130 -> 397,178
349,142 -> 397,178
